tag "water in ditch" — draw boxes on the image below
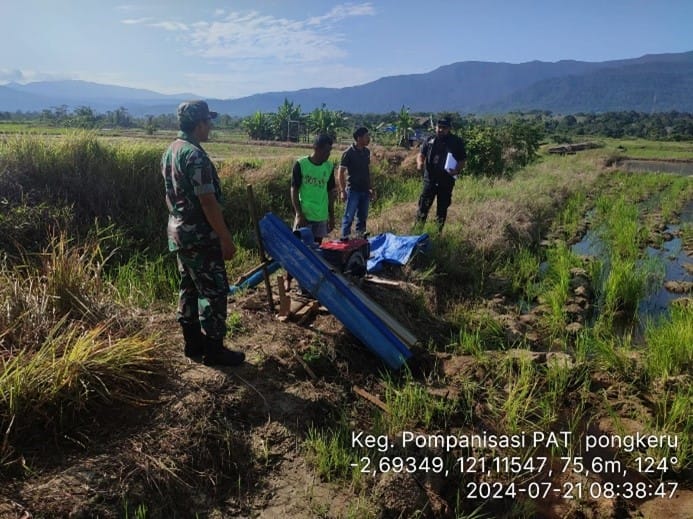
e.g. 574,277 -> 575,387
621,159 -> 693,177
570,201 -> 692,322
638,225 -> 692,319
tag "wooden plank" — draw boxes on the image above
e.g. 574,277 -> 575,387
296,300 -> 320,325
292,350 -> 318,380
289,299 -> 310,314
353,385 -> 390,413
246,184 -> 274,311
277,276 -> 291,321
364,275 -> 402,287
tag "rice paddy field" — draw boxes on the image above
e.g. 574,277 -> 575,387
0,128 -> 691,518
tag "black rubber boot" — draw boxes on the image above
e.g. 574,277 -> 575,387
181,322 -> 205,358
203,337 -> 245,367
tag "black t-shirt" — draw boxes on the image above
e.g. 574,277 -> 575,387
421,133 -> 466,181
339,144 -> 371,192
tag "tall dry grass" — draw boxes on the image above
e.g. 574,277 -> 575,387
0,132 -> 164,254
0,233 -> 166,450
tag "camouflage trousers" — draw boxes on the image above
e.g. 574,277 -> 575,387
175,245 -> 228,340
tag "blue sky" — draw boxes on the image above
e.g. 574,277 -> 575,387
2,0 -> 692,99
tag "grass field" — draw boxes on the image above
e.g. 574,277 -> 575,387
600,137 -> 693,160
0,130 -> 691,518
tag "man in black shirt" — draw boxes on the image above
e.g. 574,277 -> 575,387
415,118 -> 466,230
337,127 -> 373,239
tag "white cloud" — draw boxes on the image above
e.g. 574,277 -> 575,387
0,69 -> 71,83
92,4 -> 380,97
142,3 -> 375,64
121,17 -> 153,25
150,21 -> 189,31
307,2 -> 376,25
115,4 -> 141,11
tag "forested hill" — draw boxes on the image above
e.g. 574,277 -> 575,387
1,51 -> 692,115
486,58 -> 693,113
210,52 -> 693,115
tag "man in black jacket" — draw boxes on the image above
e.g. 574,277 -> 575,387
415,118 -> 466,230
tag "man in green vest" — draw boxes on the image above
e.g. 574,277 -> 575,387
290,134 -> 337,241
286,134 -> 336,293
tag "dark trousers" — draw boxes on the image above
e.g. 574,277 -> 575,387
416,176 -> 454,229
176,244 -> 229,340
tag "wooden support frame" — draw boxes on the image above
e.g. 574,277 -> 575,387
246,184 -> 275,311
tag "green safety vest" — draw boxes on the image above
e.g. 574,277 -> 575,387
298,156 -> 333,221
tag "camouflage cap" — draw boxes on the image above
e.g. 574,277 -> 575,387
177,100 -> 218,126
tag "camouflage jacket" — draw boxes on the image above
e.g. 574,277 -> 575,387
162,131 -> 222,251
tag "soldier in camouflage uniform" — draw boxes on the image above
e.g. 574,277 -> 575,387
162,100 -> 245,366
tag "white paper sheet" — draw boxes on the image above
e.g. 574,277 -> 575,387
444,152 -> 457,172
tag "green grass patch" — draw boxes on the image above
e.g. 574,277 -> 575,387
651,387 -> 691,472
657,176 -> 693,222
588,192 -> 665,328
500,246 -> 542,302
596,256 -> 662,327
111,253 -> 178,307
488,354 -> 541,434
539,358 -> 577,428
594,195 -> 644,257
590,332 -> 640,380
644,306 -> 693,380
450,306 -> 507,354
305,424 -> 366,489
537,242 -> 582,335
604,138 -> 693,160
555,191 -> 589,240
682,222 -> 693,250
371,175 -> 421,213
378,370 -> 457,434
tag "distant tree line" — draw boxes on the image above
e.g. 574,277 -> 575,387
0,105 -> 244,135
240,107 -> 693,144
2,105 -> 689,142
542,111 -> 693,141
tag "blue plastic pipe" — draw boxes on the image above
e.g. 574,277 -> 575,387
228,260 -> 281,295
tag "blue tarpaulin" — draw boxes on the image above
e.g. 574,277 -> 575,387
367,233 -> 430,273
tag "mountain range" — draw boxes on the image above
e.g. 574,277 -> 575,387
1,51 -> 691,116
